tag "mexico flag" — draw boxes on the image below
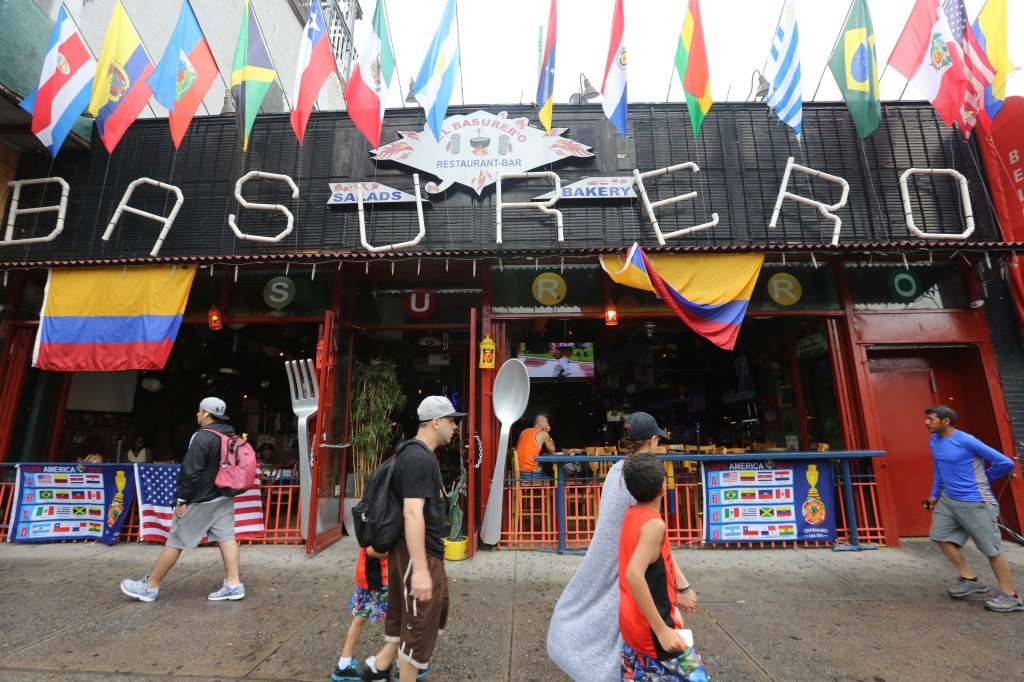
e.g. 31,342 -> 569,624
345,0 -> 394,148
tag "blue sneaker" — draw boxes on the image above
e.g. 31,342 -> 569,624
208,580 -> 246,601
120,576 -> 158,602
331,658 -> 361,681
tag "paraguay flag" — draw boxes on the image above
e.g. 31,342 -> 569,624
600,244 -> 764,350
601,0 -> 627,137
33,266 -> 196,371
536,0 -> 557,132
20,5 -> 96,157
87,1 -> 155,153
147,0 -> 218,148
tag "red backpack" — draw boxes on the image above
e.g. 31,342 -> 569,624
202,429 -> 259,496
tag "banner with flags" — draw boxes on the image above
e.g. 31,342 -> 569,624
20,5 -> 96,157
888,0 -> 967,129
945,0 -> 994,139
147,0 -> 218,148
600,244 -> 764,351
973,0 -> 1015,129
413,0 -> 460,141
291,0 -> 335,144
87,0 -> 155,153
135,464 -> 265,542
10,463 -> 136,545
231,0 -> 277,151
345,0 -> 395,148
33,266 -> 196,371
536,0 -> 557,133
765,0 -> 802,137
676,0 -> 711,140
601,0 -> 627,138
827,0 -> 880,139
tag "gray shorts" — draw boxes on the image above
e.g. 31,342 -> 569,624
166,497 -> 235,550
929,496 -> 1002,556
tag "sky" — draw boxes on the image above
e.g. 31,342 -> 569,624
354,0 -> 1024,112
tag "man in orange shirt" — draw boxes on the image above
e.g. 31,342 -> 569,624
516,413 -> 557,480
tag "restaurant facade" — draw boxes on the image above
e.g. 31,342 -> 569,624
2,101 -> 1024,554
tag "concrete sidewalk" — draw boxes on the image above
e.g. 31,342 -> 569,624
0,537 -> 1021,681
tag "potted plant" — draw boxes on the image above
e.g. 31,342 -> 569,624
348,358 -> 406,498
444,457 -> 469,560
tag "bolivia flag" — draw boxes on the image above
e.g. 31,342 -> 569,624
345,0 -> 394,148
600,244 -> 764,351
676,0 -> 711,139
87,1 -> 155,153
33,266 -> 196,371
231,0 -> 277,151
147,0 -> 218,148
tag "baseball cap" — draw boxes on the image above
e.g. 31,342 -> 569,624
417,396 -> 467,421
623,412 -> 668,441
199,397 -> 229,420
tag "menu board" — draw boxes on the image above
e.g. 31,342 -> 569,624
9,464 -> 136,545
703,459 -> 836,544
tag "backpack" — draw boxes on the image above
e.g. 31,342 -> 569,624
352,441 -> 412,554
203,428 -> 259,496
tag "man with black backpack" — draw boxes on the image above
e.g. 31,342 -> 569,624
120,397 -> 246,603
359,396 -> 465,682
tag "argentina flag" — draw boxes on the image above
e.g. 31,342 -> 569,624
413,0 -> 460,141
765,0 -> 802,137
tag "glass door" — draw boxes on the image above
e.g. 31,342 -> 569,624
307,311 -> 354,554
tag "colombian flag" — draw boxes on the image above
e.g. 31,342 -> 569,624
87,1 -> 155,153
601,244 -> 763,350
33,266 -> 196,371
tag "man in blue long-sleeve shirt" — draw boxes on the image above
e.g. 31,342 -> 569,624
924,405 -> 1022,613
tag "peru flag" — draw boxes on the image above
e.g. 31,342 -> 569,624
20,5 -> 96,157
887,0 -> 967,128
147,0 -> 218,148
291,0 -> 336,144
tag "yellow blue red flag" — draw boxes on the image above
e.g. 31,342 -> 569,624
536,0 -> 556,132
33,266 -> 196,371
600,244 -> 764,350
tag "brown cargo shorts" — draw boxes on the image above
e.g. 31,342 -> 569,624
383,539 -> 449,669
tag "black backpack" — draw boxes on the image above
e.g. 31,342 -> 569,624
352,442 -> 410,554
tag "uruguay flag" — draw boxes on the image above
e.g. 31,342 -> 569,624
601,0 -> 627,137
147,0 -> 218,148
20,6 -> 96,157
765,0 -> 803,137
413,0 -> 460,141
536,0 -> 557,132
600,244 -> 764,351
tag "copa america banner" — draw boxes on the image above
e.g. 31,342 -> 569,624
703,459 -> 836,544
8,463 -> 136,545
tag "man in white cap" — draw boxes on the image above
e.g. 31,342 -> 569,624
120,397 -> 245,603
360,396 -> 465,682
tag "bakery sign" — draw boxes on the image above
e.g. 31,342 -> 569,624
371,109 -> 594,195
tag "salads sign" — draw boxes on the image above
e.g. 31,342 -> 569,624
371,110 -> 594,195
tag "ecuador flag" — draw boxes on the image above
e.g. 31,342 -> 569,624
33,266 -> 195,371
601,244 -> 763,350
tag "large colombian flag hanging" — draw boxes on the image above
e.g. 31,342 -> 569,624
600,244 -> 764,351
33,266 -> 196,371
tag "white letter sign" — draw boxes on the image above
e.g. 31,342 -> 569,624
1,177 -> 69,246
899,168 -> 975,241
769,157 -> 849,246
102,177 -> 184,256
228,171 -> 299,243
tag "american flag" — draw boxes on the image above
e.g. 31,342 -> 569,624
135,464 -> 264,542
944,0 -> 995,138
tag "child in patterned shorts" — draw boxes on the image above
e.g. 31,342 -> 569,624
330,547 -> 388,681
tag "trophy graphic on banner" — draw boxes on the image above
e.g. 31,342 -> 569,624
107,470 -> 126,526
802,464 -> 827,525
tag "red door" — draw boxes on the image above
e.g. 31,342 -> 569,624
868,347 -> 1004,536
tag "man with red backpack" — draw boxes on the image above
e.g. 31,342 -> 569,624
120,397 -> 246,603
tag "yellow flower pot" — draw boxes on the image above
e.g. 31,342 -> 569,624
444,536 -> 469,561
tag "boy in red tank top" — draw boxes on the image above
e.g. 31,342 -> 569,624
618,453 -> 708,681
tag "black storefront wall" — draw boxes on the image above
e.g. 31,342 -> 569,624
1,102 -> 1001,264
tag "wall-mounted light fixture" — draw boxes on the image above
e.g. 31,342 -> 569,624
604,301 -> 619,326
207,305 -> 224,330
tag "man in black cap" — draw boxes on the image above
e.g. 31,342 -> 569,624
120,397 -> 245,603
360,396 -> 465,682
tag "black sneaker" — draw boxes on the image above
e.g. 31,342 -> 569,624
357,656 -> 392,682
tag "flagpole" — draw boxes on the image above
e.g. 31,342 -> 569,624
250,2 -> 292,111
120,2 -> 161,119
382,0 -> 410,107
454,0 -> 465,105
190,0 -> 233,109
811,0 -> 854,100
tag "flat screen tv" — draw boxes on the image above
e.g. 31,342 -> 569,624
517,342 -> 595,380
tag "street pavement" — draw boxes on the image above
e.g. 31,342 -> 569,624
0,537 -> 1021,681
